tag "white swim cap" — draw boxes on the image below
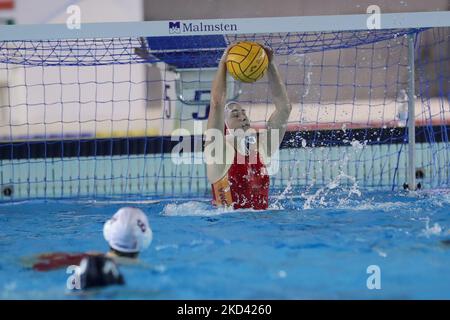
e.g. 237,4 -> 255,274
103,207 -> 152,253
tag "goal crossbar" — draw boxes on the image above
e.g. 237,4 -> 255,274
0,11 -> 449,41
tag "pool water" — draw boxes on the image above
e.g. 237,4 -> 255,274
1,188 -> 450,299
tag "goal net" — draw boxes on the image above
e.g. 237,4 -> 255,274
0,14 -> 448,200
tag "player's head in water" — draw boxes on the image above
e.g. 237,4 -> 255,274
224,101 -> 251,132
103,207 -> 152,259
30,207 -> 152,290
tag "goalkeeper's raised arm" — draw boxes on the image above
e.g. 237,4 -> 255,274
205,44 -> 292,210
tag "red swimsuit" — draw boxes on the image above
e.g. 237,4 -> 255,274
212,149 -> 270,210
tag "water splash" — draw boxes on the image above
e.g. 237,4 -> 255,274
161,201 -> 234,217
301,171 -> 361,210
421,217 -> 442,237
273,135 -> 371,210
271,179 -> 293,210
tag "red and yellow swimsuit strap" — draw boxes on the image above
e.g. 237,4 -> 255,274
211,174 -> 233,207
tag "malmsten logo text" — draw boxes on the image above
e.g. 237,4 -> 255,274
169,21 -> 238,34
